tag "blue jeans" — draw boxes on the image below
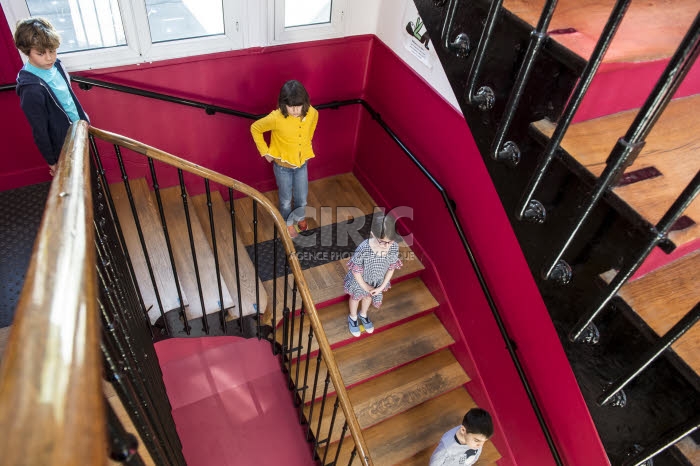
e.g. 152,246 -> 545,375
273,162 -> 308,225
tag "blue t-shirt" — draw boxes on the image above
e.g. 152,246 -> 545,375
24,62 -> 80,122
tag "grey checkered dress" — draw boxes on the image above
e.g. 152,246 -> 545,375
343,239 -> 403,308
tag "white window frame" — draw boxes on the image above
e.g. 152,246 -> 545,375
269,0 -> 347,44
1,0 -> 246,70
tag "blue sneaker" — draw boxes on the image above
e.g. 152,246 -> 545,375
348,316 -> 361,337
358,314 -> 374,334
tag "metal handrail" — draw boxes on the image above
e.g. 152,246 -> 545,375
72,75 -> 563,464
88,125 -> 374,465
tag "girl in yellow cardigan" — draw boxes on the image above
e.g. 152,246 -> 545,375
251,80 -> 319,238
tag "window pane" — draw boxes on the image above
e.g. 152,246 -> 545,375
284,0 -> 331,28
145,0 -> 224,43
24,0 -> 126,52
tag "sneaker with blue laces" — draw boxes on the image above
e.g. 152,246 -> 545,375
348,316 -> 361,337
358,314 -> 374,334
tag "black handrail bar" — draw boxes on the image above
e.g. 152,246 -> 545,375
63,74 -> 562,463
0,83 -> 16,92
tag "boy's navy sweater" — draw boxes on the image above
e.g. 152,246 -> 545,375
16,58 -> 88,165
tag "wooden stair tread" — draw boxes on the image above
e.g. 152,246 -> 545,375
307,350 -> 470,445
276,277 -> 438,353
234,173 -> 378,246
190,191 -> 267,320
503,0 -> 698,63
159,187 -> 235,322
327,388 -> 501,465
110,179 -> 188,323
531,95 -> 700,246
615,250 -> 700,375
263,242 -> 424,313
292,314 -> 454,404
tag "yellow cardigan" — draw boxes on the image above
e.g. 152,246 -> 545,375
250,106 -> 319,168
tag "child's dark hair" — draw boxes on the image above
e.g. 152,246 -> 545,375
462,408 -> 493,438
278,80 -> 310,118
371,212 -> 402,242
14,18 -> 61,56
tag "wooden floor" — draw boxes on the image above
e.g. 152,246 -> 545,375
607,251 -> 700,376
532,94 -> 700,248
503,0 -> 698,62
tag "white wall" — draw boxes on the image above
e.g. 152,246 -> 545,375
374,0 -> 459,109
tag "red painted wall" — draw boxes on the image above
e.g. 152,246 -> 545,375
0,36 -> 370,193
354,38 -> 609,466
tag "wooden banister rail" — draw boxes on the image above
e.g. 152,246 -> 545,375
0,121 -> 105,465
89,126 -> 374,465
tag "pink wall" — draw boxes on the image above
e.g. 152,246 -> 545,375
354,38 -> 609,466
0,36 -> 371,193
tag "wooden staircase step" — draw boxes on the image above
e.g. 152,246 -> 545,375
263,242 -> 424,313
234,173 -> 378,246
292,314 -> 454,404
531,95 -> 700,247
503,0 -> 698,63
190,191 -> 267,320
110,179 -> 188,323
614,250 -> 700,375
159,187 -> 235,322
326,387 -> 501,466
276,277 -> 438,352
306,350 -> 469,445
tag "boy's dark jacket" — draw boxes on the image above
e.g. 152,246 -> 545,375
16,58 -> 89,165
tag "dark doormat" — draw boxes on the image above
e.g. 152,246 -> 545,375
246,214 -> 374,282
0,182 -> 51,327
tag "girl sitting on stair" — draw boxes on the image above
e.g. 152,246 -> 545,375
344,213 -> 403,337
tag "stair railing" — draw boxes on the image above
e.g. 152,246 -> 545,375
66,74 -> 565,465
88,126 -> 375,466
489,0 -> 559,165
0,122 -> 106,465
568,13 -> 700,341
515,0 -> 632,236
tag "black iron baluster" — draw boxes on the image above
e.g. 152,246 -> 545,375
440,0 -> 470,57
93,178 -> 183,458
281,259 -> 292,375
598,303 -> 700,407
322,397 -> 342,465
491,0 -> 559,165
272,225 -> 279,354
465,0 -> 504,110
89,136 -> 150,335
98,284 -> 181,465
516,0 -> 633,223
542,12 -> 700,283
148,158 -> 189,335
205,179 -> 226,332
294,303 -> 307,405
227,188 -> 244,330
570,171 -> 700,341
106,397 -> 146,466
253,200 -> 261,338
348,447 -> 357,466
287,280 -> 299,390
178,169 -> 209,333
113,144 -> 169,329
621,414 -> 700,466
314,372 -> 333,454
300,314 -> 314,422
101,338 -> 170,466
306,350 -> 324,441
333,422 -> 350,466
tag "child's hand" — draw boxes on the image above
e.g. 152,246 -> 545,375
49,164 -> 57,177
264,154 -> 273,163
369,287 -> 383,296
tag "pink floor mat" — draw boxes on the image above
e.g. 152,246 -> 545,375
155,337 -> 317,466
